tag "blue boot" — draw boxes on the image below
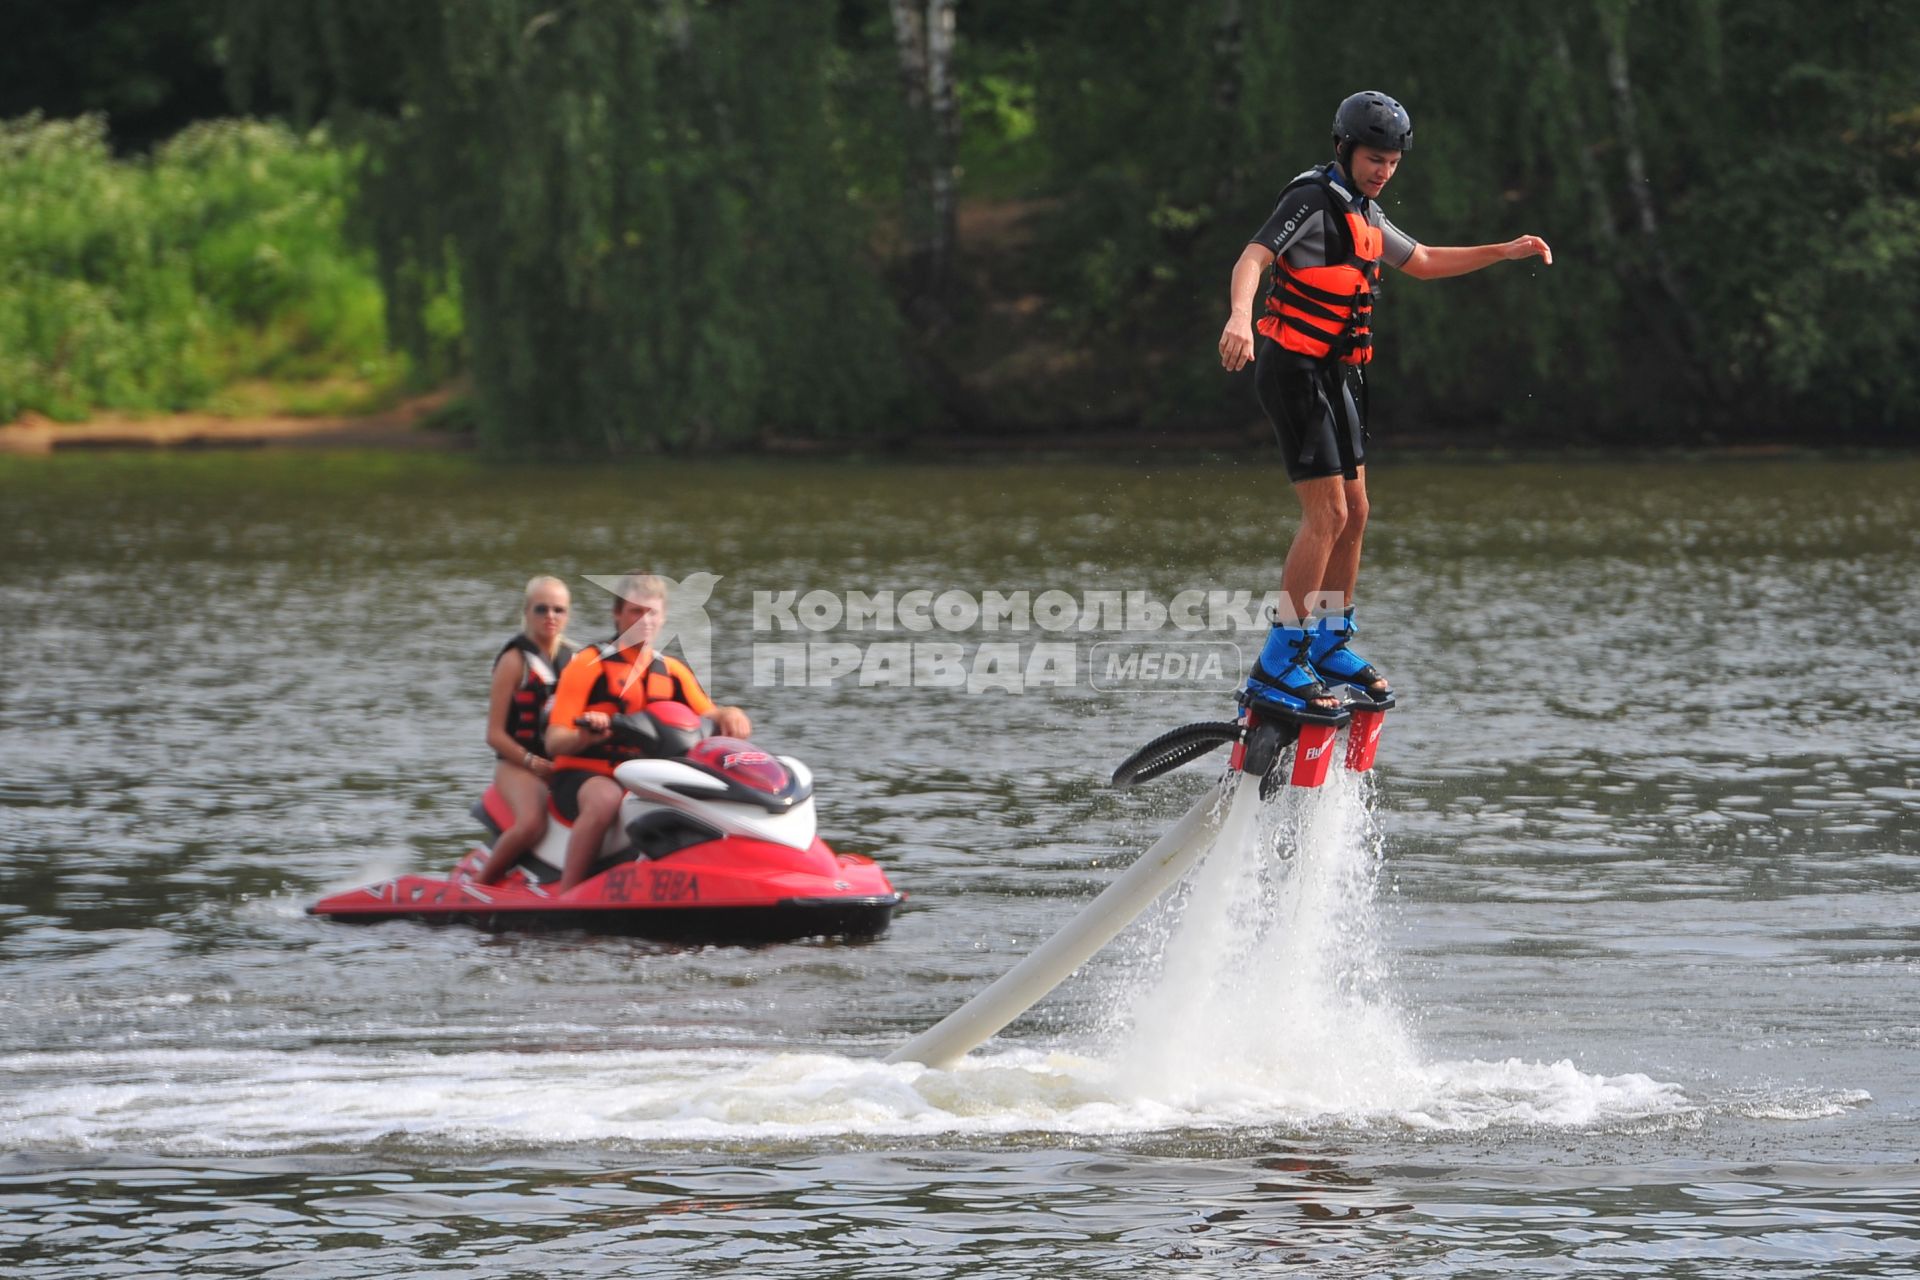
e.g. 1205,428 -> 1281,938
1242,624 -> 1347,723
1309,606 -> 1392,704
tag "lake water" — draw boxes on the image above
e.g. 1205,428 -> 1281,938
1,452 -> 1916,1277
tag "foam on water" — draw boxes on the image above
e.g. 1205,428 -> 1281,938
1,768 -> 1771,1154
1,1041 -> 1724,1153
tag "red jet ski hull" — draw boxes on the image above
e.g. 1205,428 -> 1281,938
309,836 -> 904,944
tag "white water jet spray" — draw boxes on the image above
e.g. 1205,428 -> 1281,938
1107,765 -> 1426,1112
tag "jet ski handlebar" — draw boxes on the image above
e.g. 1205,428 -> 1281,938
603,703 -> 713,759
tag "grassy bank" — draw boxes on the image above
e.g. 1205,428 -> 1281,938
0,114 -> 459,423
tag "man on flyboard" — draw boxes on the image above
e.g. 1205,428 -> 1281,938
1218,91 -> 1552,723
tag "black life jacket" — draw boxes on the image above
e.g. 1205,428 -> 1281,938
496,634 -> 578,754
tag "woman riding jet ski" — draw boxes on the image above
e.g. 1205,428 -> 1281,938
308,701 -> 904,943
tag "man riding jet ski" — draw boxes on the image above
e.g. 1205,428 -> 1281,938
310,572 -> 901,943
541,571 -> 753,892
309,699 -> 904,943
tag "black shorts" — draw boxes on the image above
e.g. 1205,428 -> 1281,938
1253,336 -> 1367,483
546,768 -> 606,823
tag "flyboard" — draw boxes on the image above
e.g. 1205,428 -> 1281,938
886,682 -> 1393,1068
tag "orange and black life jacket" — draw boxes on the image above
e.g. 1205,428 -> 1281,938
551,643 -> 705,774
496,635 -> 578,755
1257,172 -> 1384,366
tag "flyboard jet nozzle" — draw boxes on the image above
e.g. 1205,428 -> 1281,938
1111,681 -> 1394,796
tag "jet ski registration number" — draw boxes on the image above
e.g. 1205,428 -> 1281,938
604,866 -> 701,903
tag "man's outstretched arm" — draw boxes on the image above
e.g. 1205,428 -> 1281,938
1400,236 -> 1552,280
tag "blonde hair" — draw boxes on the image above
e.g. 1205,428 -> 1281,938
609,571 -> 668,609
523,574 -> 568,606
519,575 -> 572,652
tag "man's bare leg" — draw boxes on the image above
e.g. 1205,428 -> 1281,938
1307,467 -> 1388,695
560,776 -> 623,892
1318,468 -> 1370,607
1244,475 -> 1351,712
1282,475 -> 1350,622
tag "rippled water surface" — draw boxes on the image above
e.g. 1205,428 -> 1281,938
1,452 -> 1917,1277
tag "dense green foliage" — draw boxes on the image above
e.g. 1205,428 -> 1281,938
226,0 -> 910,453
1029,0 -> 1920,438
0,115 -> 442,421
0,0 -> 231,152
4,0 -> 1916,445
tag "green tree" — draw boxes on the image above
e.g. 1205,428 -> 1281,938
0,0 -> 231,152
1019,0 -> 1920,439
227,0 -> 911,453
0,114 -> 408,421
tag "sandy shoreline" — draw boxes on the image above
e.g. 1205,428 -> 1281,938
1,396 -> 1878,461
0,391 -> 465,456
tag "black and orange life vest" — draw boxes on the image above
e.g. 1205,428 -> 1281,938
496,634 -> 578,755
1257,172 -> 1384,366
550,643 -> 706,774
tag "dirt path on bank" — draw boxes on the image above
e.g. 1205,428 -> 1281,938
0,391 -> 465,456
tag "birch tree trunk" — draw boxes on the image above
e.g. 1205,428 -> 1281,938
887,0 -> 927,115
1212,0 -> 1243,118
1209,0 -> 1245,206
1598,0 -> 1717,391
1547,19 -> 1618,254
925,0 -> 958,298
889,0 -> 959,315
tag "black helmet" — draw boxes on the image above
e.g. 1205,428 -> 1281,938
1332,91 -> 1412,156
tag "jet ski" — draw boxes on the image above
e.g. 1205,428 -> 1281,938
309,703 -> 904,944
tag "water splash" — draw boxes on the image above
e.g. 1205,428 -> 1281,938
1086,763 -> 1711,1134
0,1043 -> 1714,1153
1103,767 -> 1424,1113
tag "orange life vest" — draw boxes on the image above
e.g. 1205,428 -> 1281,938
549,643 -> 710,775
1257,174 -> 1384,366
